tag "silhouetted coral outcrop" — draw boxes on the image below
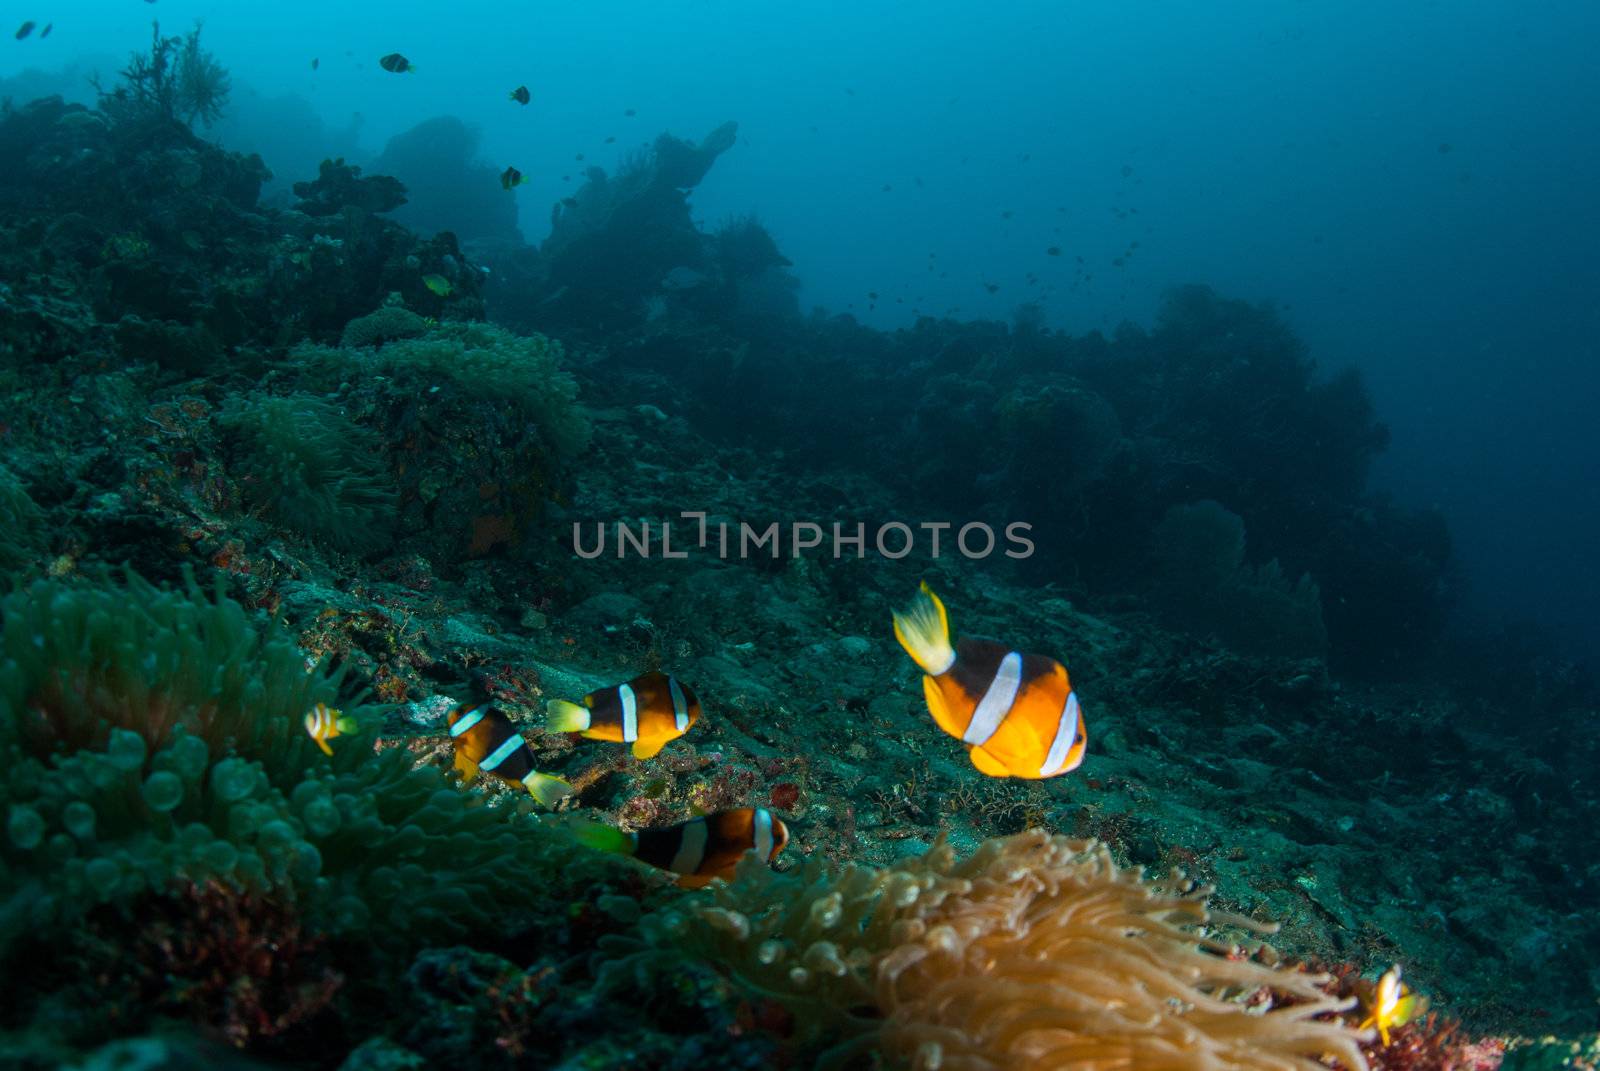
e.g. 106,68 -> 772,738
372,116 -> 522,245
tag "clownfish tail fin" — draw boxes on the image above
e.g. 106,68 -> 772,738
546,699 -> 592,733
570,820 -> 637,858
522,771 -> 575,807
893,582 -> 956,676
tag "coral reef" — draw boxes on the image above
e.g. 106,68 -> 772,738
0,95 -> 480,358
291,157 -> 407,218
485,121 -> 750,333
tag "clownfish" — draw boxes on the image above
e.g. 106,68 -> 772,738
304,702 -> 357,756
446,703 -> 574,807
546,671 -> 700,760
575,807 -> 788,888
893,583 -> 1087,780
1359,965 -> 1429,1046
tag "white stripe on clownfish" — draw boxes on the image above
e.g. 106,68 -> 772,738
669,676 -> 689,733
752,808 -> 774,861
479,733 -> 524,772
668,816 -> 708,875
964,651 -> 1022,746
619,683 -> 639,743
450,706 -> 487,737
1038,690 -> 1083,777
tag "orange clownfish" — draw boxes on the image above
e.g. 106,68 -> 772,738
304,702 -> 357,756
575,807 -> 788,888
1359,964 -> 1429,1046
446,703 -> 574,807
893,583 -> 1087,779
546,671 -> 700,760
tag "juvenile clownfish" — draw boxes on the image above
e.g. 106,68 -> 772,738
575,807 -> 788,888
1359,964 -> 1429,1046
546,671 -> 700,760
304,702 -> 358,756
446,703 -> 574,807
893,583 -> 1087,780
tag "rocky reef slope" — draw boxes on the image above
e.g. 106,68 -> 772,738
0,87 -> 1595,1070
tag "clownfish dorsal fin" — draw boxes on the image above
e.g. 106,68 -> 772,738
893,582 -> 956,676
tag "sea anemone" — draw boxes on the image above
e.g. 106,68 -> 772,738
607,829 -> 1368,1070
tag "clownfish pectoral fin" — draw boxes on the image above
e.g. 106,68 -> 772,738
893,583 -> 957,676
453,752 -> 481,782
522,771 -> 575,807
313,737 -> 334,757
968,745 -> 1011,778
676,872 -> 718,889
631,737 -> 667,760
1393,993 -> 1428,1027
546,699 -> 592,733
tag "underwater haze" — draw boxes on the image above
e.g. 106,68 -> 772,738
8,0 -> 1595,652
3,1 -> 1599,1068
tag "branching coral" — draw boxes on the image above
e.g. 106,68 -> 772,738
102,21 -> 231,128
609,830 -> 1367,1070
220,393 -> 398,555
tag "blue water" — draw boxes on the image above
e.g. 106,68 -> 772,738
5,0 -> 1597,657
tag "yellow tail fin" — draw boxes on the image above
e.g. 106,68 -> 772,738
546,699 -> 592,732
893,582 -> 956,675
522,771 -> 575,807
570,820 -> 636,857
